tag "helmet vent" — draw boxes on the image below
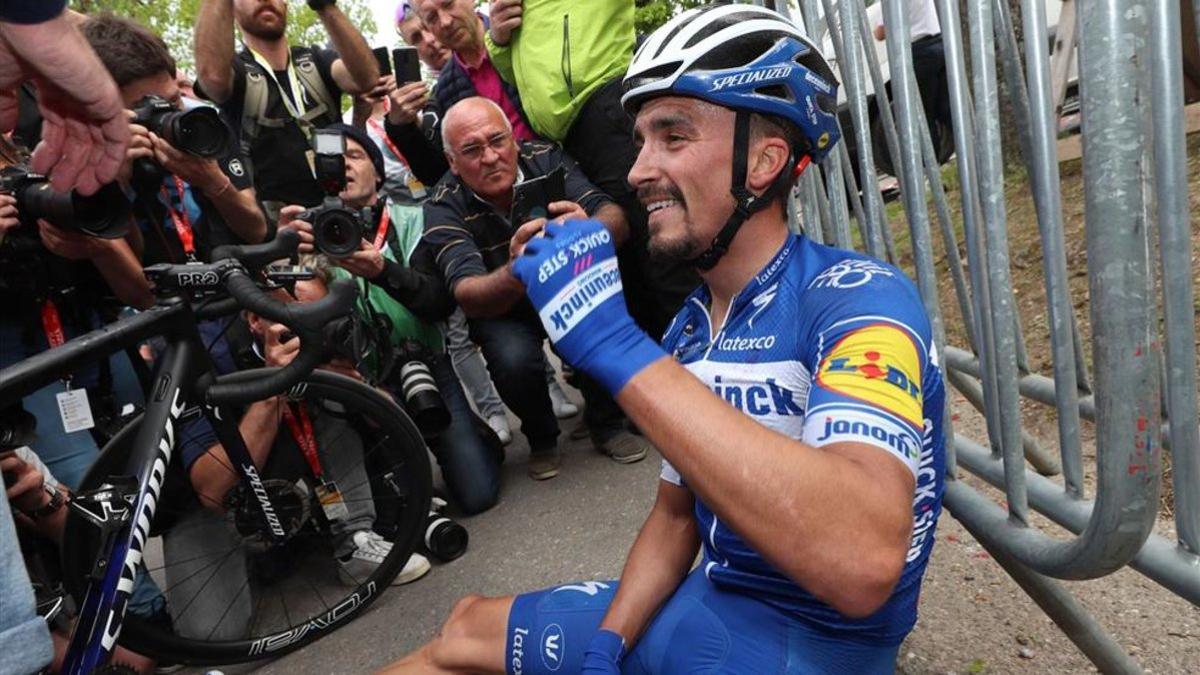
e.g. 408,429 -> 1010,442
755,85 -> 793,102
681,10 -> 771,50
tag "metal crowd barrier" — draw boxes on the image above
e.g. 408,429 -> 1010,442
756,0 -> 1200,670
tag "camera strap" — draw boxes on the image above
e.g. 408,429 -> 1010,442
160,176 -> 198,262
282,401 -> 323,480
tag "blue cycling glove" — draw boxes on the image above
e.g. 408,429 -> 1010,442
512,220 -> 665,395
581,628 -> 626,674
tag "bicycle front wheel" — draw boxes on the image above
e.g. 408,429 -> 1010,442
62,369 -> 432,665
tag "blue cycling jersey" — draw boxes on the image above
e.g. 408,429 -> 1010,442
658,233 -> 946,644
504,234 -> 947,674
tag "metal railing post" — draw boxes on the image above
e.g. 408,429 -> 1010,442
1149,0 -> 1200,556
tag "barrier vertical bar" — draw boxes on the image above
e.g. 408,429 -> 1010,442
1149,0 -> 1200,555
854,5 -> 901,264
831,0 -> 886,257
966,0 -> 1029,523
1018,0 -> 1086,499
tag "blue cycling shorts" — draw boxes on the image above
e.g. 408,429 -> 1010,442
505,568 -> 900,674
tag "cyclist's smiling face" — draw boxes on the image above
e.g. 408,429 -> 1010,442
629,97 -> 737,262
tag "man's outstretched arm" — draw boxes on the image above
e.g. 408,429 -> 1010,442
321,5 -> 379,94
194,0 -> 236,104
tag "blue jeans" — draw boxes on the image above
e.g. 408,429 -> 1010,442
0,493 -> 53,674
427,356 -> 501,515
467,316 -> 560,451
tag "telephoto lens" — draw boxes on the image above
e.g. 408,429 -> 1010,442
423,497 -> 468,562
396,340 -> 450,434
0,168 -> 130,239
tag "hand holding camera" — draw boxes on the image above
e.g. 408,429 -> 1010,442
335,238 -> 386,279
278,204 -> 317,255
264,321 -> 302,369
126,94 -> 233,194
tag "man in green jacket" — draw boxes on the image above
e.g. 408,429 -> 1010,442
486,0 -> 697,341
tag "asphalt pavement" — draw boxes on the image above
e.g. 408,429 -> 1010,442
200,406 -> 662,674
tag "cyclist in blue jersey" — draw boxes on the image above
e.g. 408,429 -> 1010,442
380,4 -> 945,673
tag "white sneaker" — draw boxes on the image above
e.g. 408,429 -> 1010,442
547,382 -> 580,419
337,530 -> 431,586
487,414 -> 513,445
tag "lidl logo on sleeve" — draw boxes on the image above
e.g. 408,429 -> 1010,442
817,324 -> 923,425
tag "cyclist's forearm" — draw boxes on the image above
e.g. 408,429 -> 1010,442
599,483 -> 698,647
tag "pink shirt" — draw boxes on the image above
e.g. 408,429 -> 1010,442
455,51 -> 536,142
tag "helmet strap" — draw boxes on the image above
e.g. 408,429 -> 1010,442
693,110 -> 797,271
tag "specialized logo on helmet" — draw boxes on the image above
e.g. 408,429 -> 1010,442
817,132 -> 831,149
711,65 -> 794,92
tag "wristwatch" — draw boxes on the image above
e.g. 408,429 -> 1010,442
24,484 -> 65,520
307,0 -> 337,10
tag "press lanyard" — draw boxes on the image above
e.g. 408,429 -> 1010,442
367,117 -> 407,167
249,48 -> 308,121
373,207 -> 391,251
160,176 -> 198,261
282,402 -> 323,479
40,298 -> 72,387
366,116 -> 426,198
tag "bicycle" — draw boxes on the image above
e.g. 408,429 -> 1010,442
0,230 -> 433,672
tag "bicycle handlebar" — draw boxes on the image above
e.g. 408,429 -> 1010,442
205,275 -> 356,405
179,229 -> 359,405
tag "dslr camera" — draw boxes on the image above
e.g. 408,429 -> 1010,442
0,166 -> 129,239
298,130 -> 371,259
132,95 -> 232,158
130,95 -> 234,192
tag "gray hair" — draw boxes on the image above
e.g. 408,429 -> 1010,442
441,97 -> 513,156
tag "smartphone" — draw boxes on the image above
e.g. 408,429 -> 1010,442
373,46 -> 393,76
392,46 -> 422,84
510,165 -> 567,225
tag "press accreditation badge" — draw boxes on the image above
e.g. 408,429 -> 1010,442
56,389 -> 95,433
315,480 -> 350,521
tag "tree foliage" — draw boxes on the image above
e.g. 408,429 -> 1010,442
634,0 -> 707,35
72,0 -> 377,72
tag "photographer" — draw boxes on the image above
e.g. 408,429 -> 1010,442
81,14 -> 267,265
278,124 -> 501,515
194,0 -> 379,218
165,275 -> 431,641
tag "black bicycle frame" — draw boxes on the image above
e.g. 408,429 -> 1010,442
0,297 -> 284,673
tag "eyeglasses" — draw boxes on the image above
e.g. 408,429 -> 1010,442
456,132 -> 512,161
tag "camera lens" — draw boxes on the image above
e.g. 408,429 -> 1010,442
424,512 -> 468,562
312,210 -> 363,259
160,107 -> 231,158
17,181 -> 129,239
398,360 -> 450,434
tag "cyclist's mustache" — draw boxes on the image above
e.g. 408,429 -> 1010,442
637,184 -> 685,207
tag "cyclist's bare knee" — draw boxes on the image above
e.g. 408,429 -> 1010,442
381,594 -> 512,673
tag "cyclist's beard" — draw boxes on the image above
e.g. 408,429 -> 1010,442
647,220 -> 703,264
